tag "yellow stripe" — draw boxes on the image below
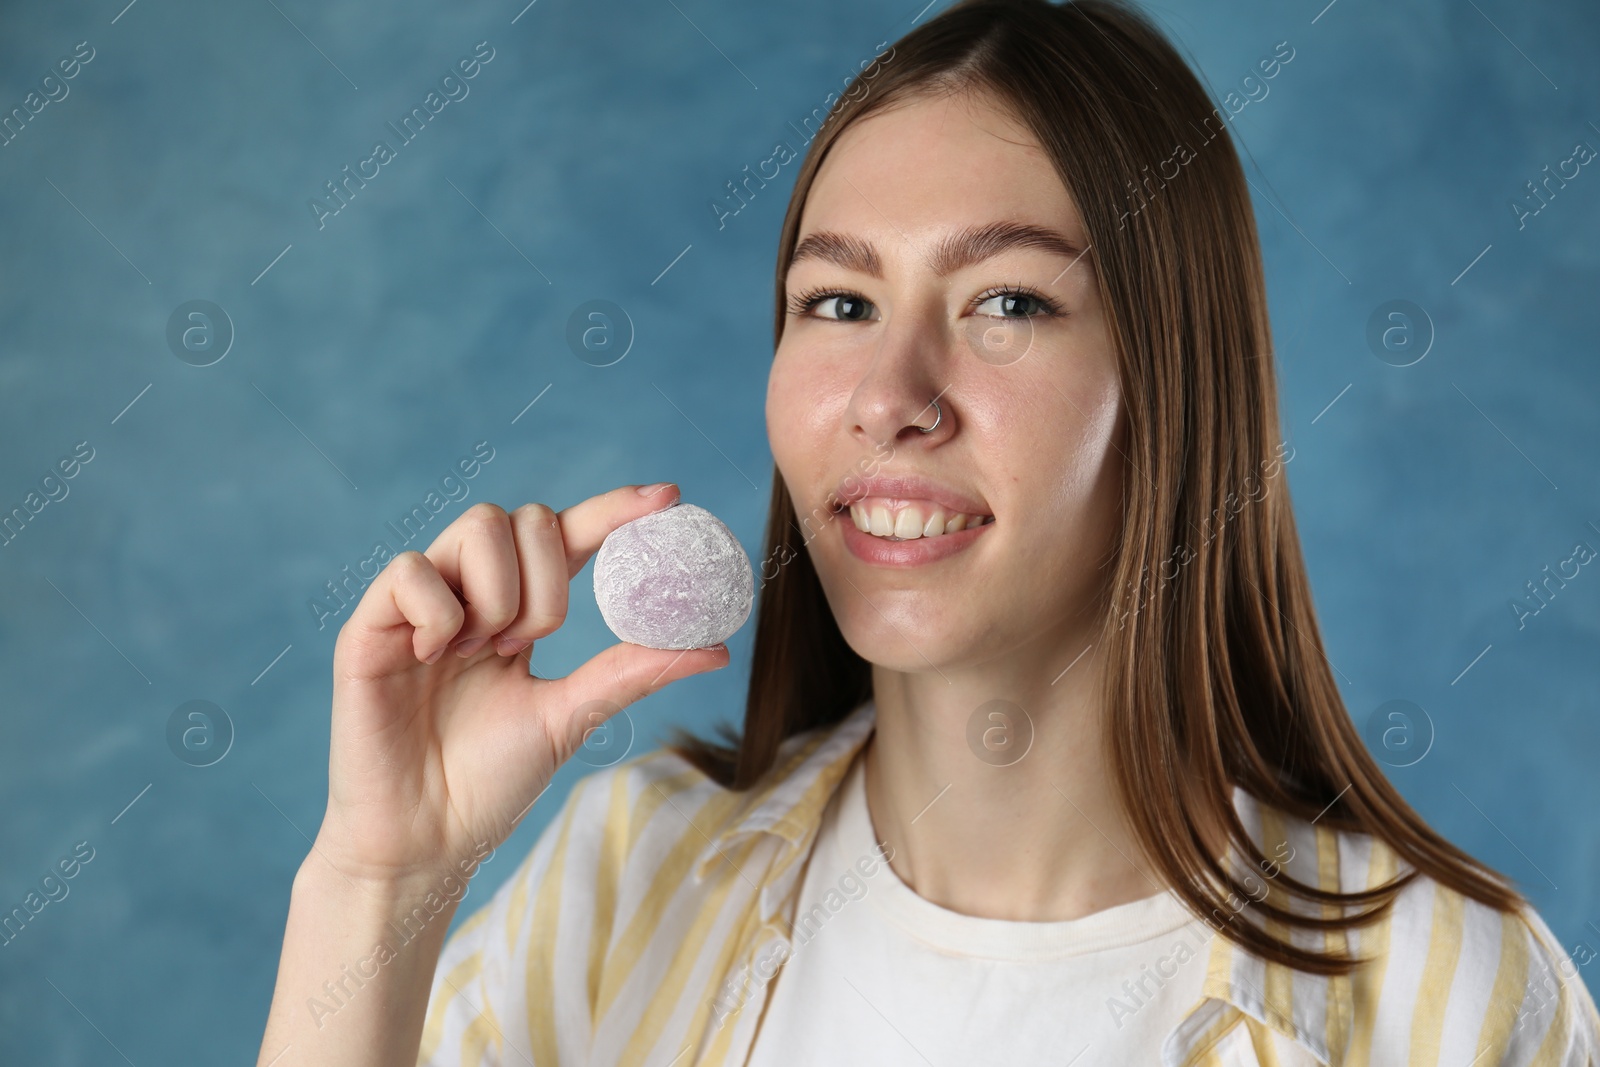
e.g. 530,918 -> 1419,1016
524,776 -> 587,1067
706,744 -> 867,972
1346,836 -> 1398,1067
588,766 -> 632,1018
1246,808 -> 1289,1067
1408,882 -> 1465,1066
502,847 -> 534,959
458,981 -> 502,1067
686,729 -> 839,873
614,832 -> 768,1067
1316,821 -> 1352,1059
1471,909 -> 1534,1063
1201,905 -> 1238,1001
763,736 -> 861,842
1530,931 -> 1575,1067
689,896 -> 773,1067
458,903 -> 494,938
417,942 -> 487,1063
1256,806 -> 1295,1039
626,763 -> 707,854
596,784 -> 748,1019
1246,1016 -> 1283,1067
1182,1004 -> 1248,1067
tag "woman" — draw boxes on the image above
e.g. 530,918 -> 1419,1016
257,1 -> 1600,1064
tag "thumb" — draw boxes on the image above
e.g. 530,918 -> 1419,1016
542,641 -> 730,760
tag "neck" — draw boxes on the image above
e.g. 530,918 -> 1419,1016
863,628 -> 1168,922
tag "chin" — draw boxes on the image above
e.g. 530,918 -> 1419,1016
823,593 -> 981,674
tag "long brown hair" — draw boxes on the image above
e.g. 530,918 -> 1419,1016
663,0 -> 1525,977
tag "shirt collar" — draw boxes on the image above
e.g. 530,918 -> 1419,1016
692,697 -> 1353,1066
693,698 -> 878,883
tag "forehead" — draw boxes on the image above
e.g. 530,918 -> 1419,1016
795,89 -> 1085,252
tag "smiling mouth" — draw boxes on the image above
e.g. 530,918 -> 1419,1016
833,498 -> 996,541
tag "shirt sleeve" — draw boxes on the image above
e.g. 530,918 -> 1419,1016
1500,902 -> 1600,1066
416,767 -> 614,1067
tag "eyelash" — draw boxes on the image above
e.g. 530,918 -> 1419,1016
785,283 -> 1064,321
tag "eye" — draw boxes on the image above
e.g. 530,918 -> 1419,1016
787,287 -> 876,321
785,283 -> 1063,321
973,285 -> 1062,319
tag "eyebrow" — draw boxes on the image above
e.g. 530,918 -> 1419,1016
787,221 -> 1090,280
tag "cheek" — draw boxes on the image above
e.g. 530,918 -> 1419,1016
1049,404 -> 1125,559
994,368 -> 1122,521
767,348 -> 842,462
1060,382 -> 1122,489
765,357 -> 802,469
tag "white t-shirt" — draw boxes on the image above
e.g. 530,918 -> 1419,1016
745,748 -> 1216,1065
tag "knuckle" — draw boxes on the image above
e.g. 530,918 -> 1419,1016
513,501 -> 559,530
441,599 -> 467,632
391,553 -> 460,607
524,607 -> 565,638
609,653 -> 632,699
479,599 -> 520,632
463,501 -> 509,530
392,550 -> 433,578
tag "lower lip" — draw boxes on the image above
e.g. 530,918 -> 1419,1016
839,512 -> 995,566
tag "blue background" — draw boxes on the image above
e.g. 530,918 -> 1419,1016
1,0 -> 1597,1061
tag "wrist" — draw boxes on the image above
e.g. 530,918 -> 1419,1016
290,854 -> 468,960
293,826 -> 500,914
304,815 -> 501,900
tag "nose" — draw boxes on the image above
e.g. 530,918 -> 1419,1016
844,323 -> 954,449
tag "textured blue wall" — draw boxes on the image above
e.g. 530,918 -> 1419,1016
1,0 -> 1597,1061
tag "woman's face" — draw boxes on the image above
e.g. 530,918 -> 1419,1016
767,88 -> 1127,675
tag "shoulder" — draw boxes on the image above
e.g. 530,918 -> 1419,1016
1356,832 -> 1599,1058
1231,792 -> 1600,1064
1465,884 -> 1600,1063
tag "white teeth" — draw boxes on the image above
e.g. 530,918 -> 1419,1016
893,509 -> 924,539
851,501 -> 992,541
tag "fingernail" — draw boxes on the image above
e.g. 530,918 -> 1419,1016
423,646 -> 445,665
454,636 -> 487,658
637,482 -> 675,498
495,636 -> 526,656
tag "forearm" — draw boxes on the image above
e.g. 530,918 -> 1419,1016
257,851 -> 462,1067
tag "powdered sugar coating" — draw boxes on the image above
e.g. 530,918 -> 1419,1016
592,503 -> 754,650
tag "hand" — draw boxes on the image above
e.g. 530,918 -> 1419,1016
312,483 -> 728,887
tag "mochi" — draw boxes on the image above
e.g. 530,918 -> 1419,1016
593,503 -> 753,650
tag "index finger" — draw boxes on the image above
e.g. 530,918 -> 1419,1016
556,482 -> 681,578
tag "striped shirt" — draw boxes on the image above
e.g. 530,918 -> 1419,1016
416,699 -> 1600,1066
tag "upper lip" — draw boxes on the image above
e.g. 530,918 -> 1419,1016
833,474 -> 992,517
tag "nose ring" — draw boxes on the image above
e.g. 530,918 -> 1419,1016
917,396 -> 942,434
